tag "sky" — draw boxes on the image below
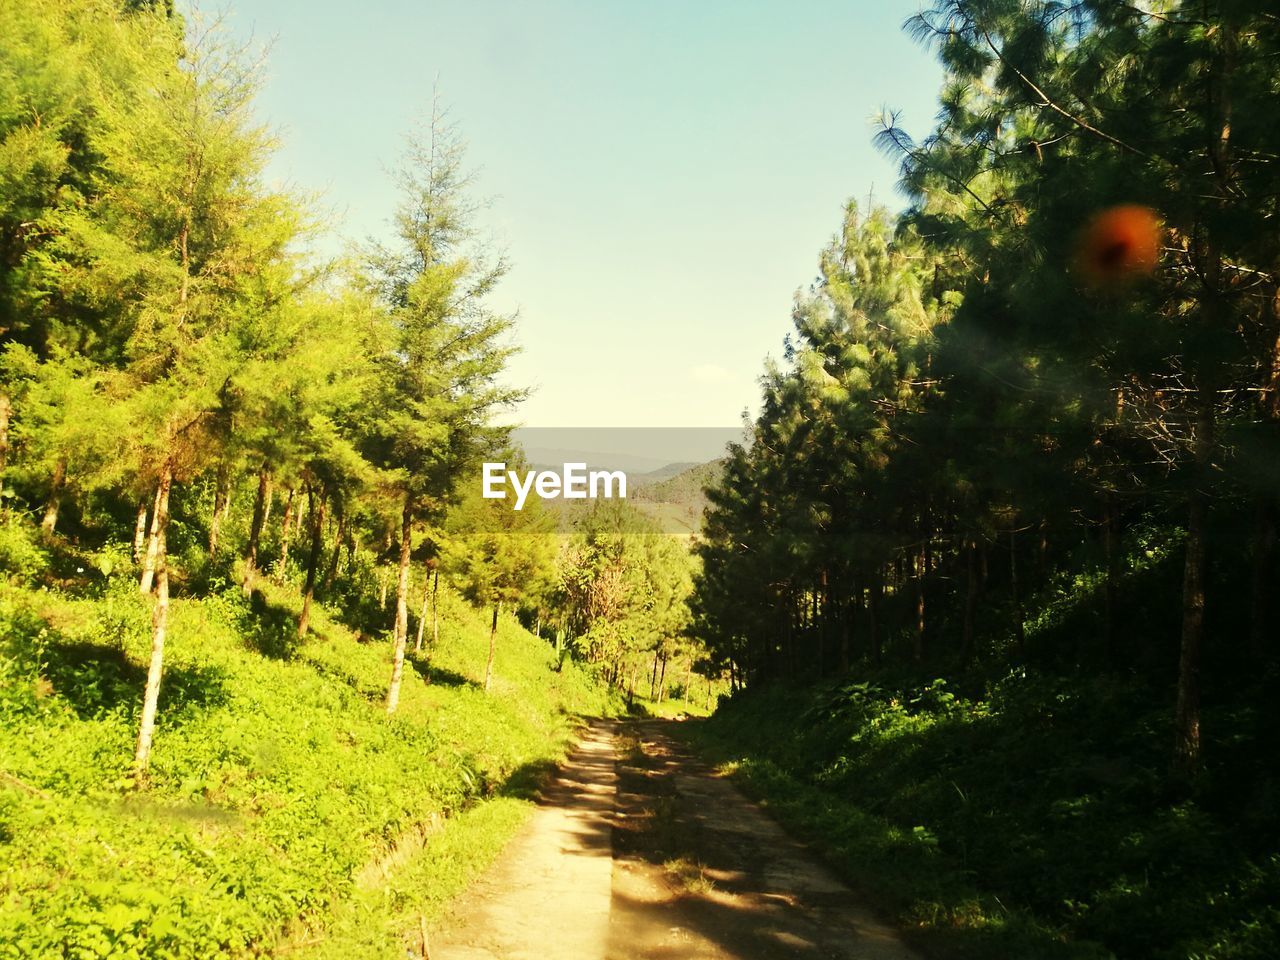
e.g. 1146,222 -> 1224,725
218,0 -> 945,428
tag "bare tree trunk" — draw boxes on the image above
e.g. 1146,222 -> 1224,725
658,654 -> 668,702
869,575 -> 883,665
133,499 -> 149,564
961,539 -> 978,666
1250,309 -> 1280,658
649,649 -> 660,700
139,478 -> 165,594
1037,520 -> 1048,582
431,569 -> 439,646
1103,498 -> 1119,663
839,593 -> 852,673
322,509 -> 345,593
816,572 -> 828,677
297,484 -> 326,639
133,461 -> 173,778
40,458 -> 66,540
209,463 -> 231,559
1248,499 -> 1274,660
276,487 -> 295,580
385,497 -> 414,714
0,393 -> 10,502
414,565 -> 430,653
913,543 -> 926,662
1010,530 -> 1025,657
484,602 -> 499,693
1174,404 -> 1213,780
242,466 -> 271,594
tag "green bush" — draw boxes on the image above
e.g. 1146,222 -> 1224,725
696,668 -> 1280,960
0,516 -> 50,585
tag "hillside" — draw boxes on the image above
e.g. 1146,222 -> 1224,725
629,460 -> 725,535
0,520 -> 617,960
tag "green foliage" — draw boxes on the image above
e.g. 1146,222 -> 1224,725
698,665 -> 1280,960
0,515 -> 50,584
0,567 -> 616,959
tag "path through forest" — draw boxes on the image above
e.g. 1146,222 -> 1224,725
431,719 -> 919,960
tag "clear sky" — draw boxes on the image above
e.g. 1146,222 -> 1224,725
218,1 -> 944,427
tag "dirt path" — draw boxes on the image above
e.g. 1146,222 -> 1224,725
432,719 -> 919,960
431,722 -> 618,960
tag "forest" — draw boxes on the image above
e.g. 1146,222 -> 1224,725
691,2 -> 1280,958
2,1 -> 1279,959
0,2 -> 701,957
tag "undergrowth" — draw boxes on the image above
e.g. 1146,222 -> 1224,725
0,521 -> 618,959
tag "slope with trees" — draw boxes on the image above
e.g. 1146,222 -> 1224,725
692,3 -> 1280,958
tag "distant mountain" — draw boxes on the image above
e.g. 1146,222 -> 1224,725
630,461 -> 703,485
630,460 -> 725,535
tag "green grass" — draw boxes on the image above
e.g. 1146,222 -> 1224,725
688,670 -> 1280,960
0,525 -> 619,960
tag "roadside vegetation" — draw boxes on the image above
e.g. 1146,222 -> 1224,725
0,516 -> 615,958
690,4 -> 1280,959
0,4 -> 713,957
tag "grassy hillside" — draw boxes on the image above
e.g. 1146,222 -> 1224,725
0,518 -> 617,960
629,459 -> 725,535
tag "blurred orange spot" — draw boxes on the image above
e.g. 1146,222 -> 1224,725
1076,205 -> 1162,286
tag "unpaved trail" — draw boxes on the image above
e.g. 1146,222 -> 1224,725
431,722 -> 618,960
432,719 -> 919,960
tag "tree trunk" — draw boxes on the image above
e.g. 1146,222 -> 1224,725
913,543 -> 926,661
323,509 -> 345,593
414,565 -> 430,654
209,462 -> 230,559
786,593 -> 797,678
1251,295 -> 1280,659
1248,499 -> 1274,660
1103,498 -> 1119,663
869,575 -> 882,665
40,458 -> 66,540
385,497 -> 414,715
650,649 -> 660,701
1174,404 -> 1213,780
133,499 -> 149,564
961,539 -> 978,666
0,392 -> 10,502
839,593 -> 852,673
1037,521 -> 1048,582
139,478 -> 166,594
1010,530 -> 1025,657
393,499 -> 412,646
658,654 -> 668,702
684,660 -> 693,706
297,484 -> 326,639
484,602 -> 499,693
431,569 -> 440,646
276,487 -> 295,580
133,461 -> 173,778
242,466 -> 271,594
816,573 -> 828,677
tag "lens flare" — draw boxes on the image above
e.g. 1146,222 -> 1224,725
1075,204 -> 1162,287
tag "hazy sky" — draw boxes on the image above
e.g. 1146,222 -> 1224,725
219,1 -> 944,427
